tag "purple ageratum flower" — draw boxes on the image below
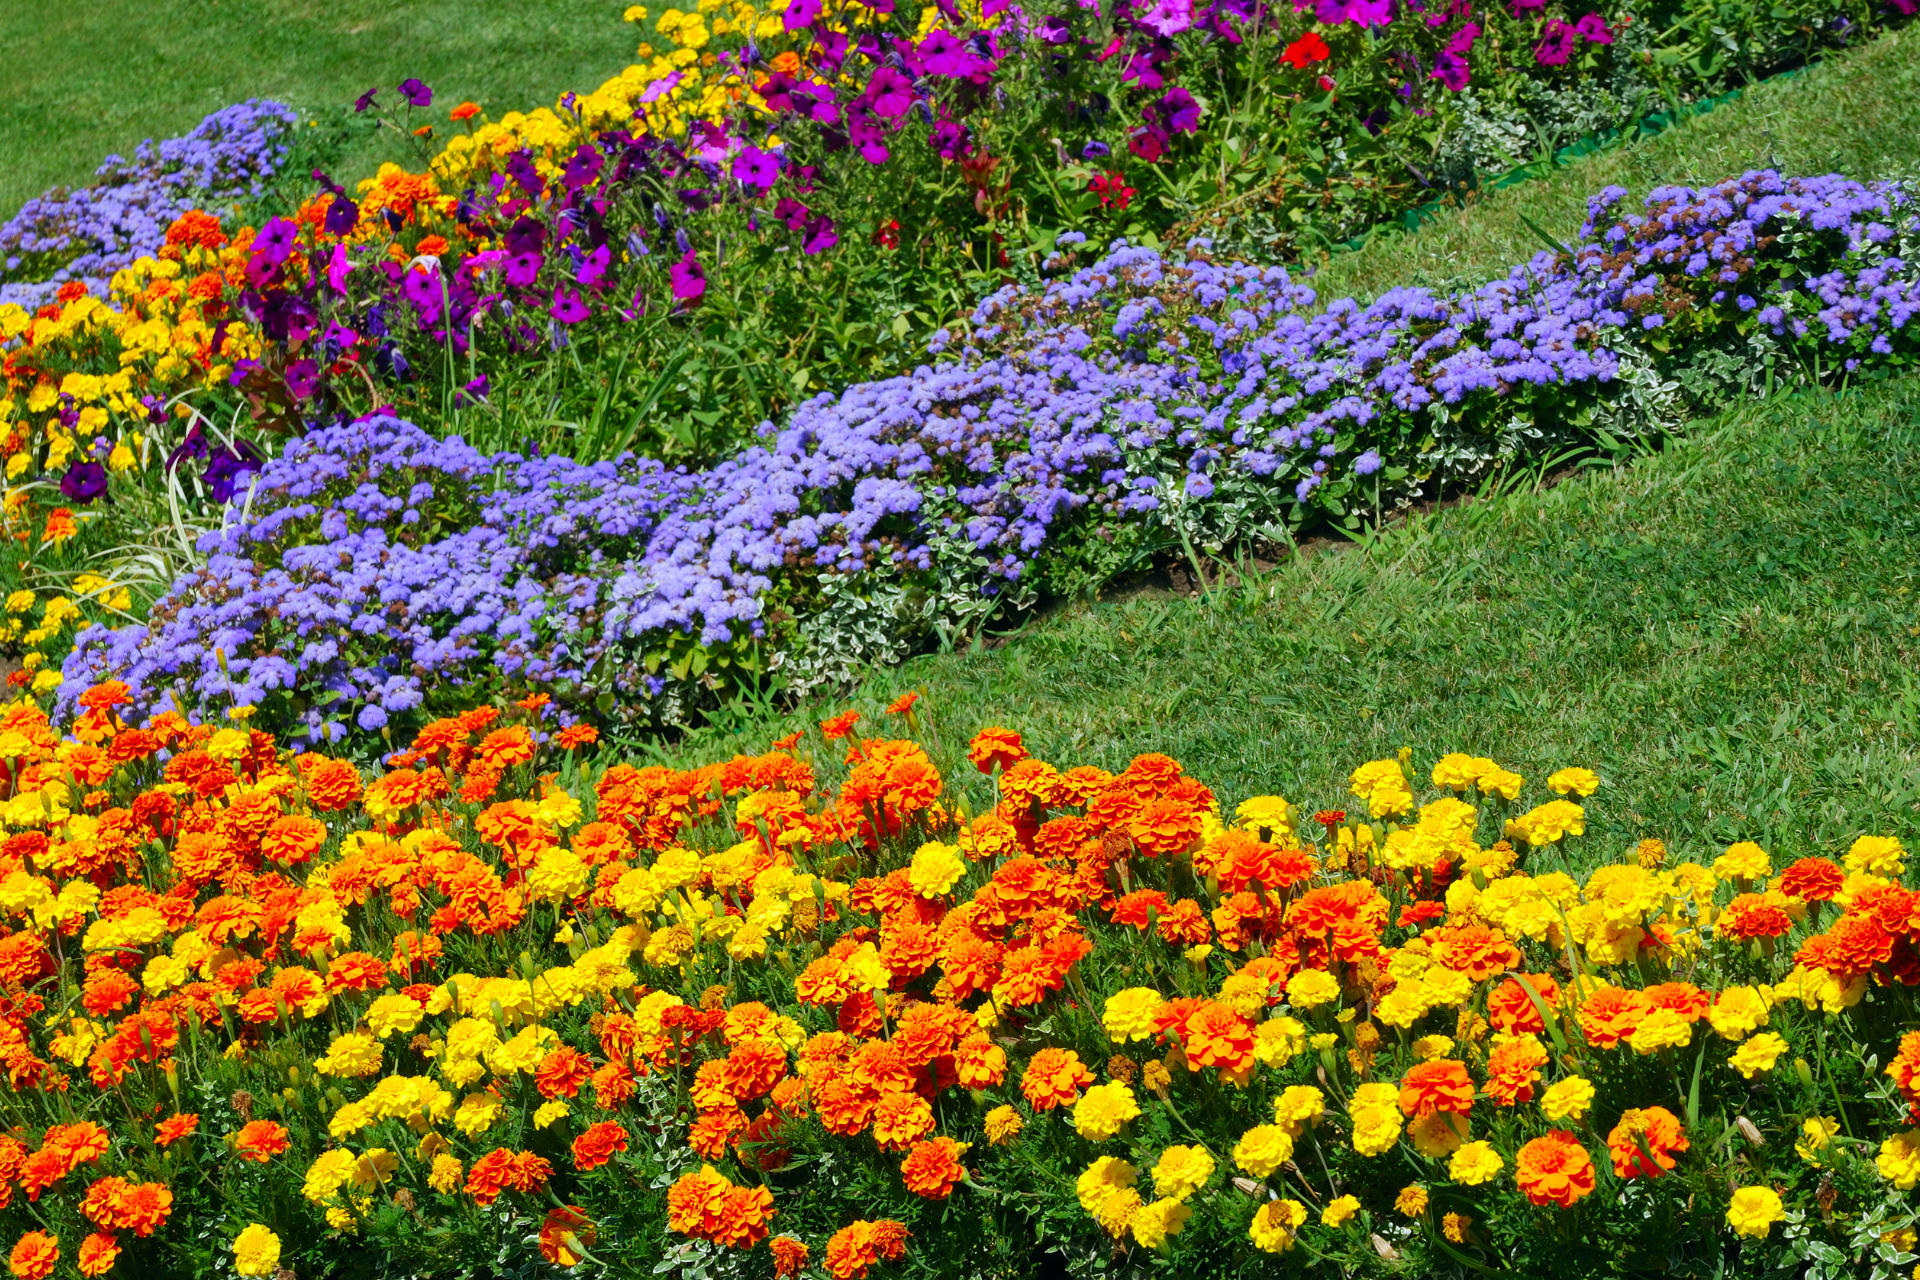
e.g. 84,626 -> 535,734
731,146 -> 780,193
669,253 -> 707,304
357,704 -> 389,732
59,461 -> 108,505
399,78 -> 433,108
1353,450 -> 1384,476
1535,19 -> 1578,64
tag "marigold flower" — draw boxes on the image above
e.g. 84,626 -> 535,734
1129,1197 -> 1191,1250
1102,987 -> 1167,1042
1712,841 -> 1771,881
1450,1140 -> 1504,1185
1231,1124 -> 1293,1177
1149,1144 -> 1214,1201
231,1224 -> 279,1277
823,1219 -> 908,1280
1796,1117 -> 1841,1166
7,1233 -> 56,1280
1273,1084 -> 1326,1132
1407,1111 -> 1468,1156
1547,767 -> 1599,797
571,1121 -> 629,1172
1515,1131 -> 1596,1207
907,842 -> 965,897
1779,857 -> 1845,901
75,1233 -> 117,1279
1541,1075 -> 1595,1121
1399,1058 -> 1475,1117
232,1120 -> 288,1163
1846,834 -> 1905,875
1395,1184 -> 1429,1217
1726,1186 -> 1784,1238
1607,1106 -> 1688,1179
1322,1194 -> 1360,1226
900,1137 -> 968,1199
1073,1082 -> 1140,1141
966,726 -> 1025,774
1877,1130 -> 1920,1189
538,1205 -> 595,1267
983,1104 -> 1023,1145
770,1236 -> 810,1277
1020,1048 -> 1092,1111
153,1113 -> 198,1146
1248,1198 -> 1306,1252
1729,1032 -> 1789,1079
1285,969 -> 1340,1009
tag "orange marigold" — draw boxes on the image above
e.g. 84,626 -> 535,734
1779,857 -> 1845,902
232,1121 -> 288,1163
967,726 -> 1026,774
900,1137 -> 968,1199
1607,1106 -> 1688,1179
1486,973 -> 1558,1035
302,757 -> 363,811
76,1233 -> 117,1279
1514,1131 -> 1596,1207
1483,1037 -> 1548,1107
7,1231 -> 56,1280
770,1236 -> 811,1278
824,1219 -> 910,1280
1020,1048 -> 1093,1112
1399,1060 -> 1475,1117
538,1206 -> 596,1267
571,1122 -> 630,1172
1576,986 -> 1651,1050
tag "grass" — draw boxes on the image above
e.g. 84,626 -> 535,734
1313,25 -> 1920,303
0,0 -> 637,218
660,376 -> 1920,871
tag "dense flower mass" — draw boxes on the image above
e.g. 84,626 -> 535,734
56,170 -> 1920,736
0,689 -> 1915,1275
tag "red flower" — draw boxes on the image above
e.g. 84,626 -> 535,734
1282,32 -> 1331,68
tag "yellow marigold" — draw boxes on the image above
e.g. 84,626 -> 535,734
1231,1125 -> 1294,1178
1150,1145 -> 1215,1202
984,1105 -> 1023,1146
1878,1130 -> 1920,1189
1248,1198 -> 1307,1252
1395,1185 -> 1429,1217
365,992 -> 426,1039
1233,796 -> 1294,840
1216,972 -> 1269,1018
428,1153 -> 463,1194
1351,1108 -> 1403,1158
1273,1084 -> 1326,1134
1408,1112 -> 1467,1157
1509,800 -> 1584,846
1102,988 -> 1167,1043
303,1149 -> 356,1203
1712,842 -> 1771,881
1285,969 -> 1340,1009
1073,1083 -> 1140,1142
1253,1016 -> 1308,1068
1412,1034 -> 1456,1062
1322,1194 -> 1361,1227
908,842 -> 965,897
1541,1076 -> 1595,1122
1847,835 -> 1906,876
1729,1032 -> 1789,1079
1350,758 -> 1412,819
314,1031 -> 383,1078
1075,1157 -> 1138,1213
1547,768 -> 1599,797
1129,1198 -> 1191,1250
1726,1186 -> 1785,1238
533,1099 -> 569,1129
1443,1212 -> 1472,1244
1627,1007 -> 1692,1055
1796,1117 -> 1840,1166
1449,1140 -> 1504,1186
1707,986 -> 1770,1041
232,1225 -> 280,1277
455,1092 -> 505,1137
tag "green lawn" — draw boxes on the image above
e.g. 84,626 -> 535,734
679,379 -> 1920,871
0,0 -> 637,217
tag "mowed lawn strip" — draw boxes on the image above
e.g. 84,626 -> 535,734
654,378 -> 1920,870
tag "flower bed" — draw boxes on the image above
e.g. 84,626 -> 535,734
0,689 -> 1916,1278
56,169 -> 1920,738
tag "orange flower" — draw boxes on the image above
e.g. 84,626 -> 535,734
967,726 -> 1026,774
770,1236 -> 811,1278
1486,973 -> 1558,1035
900,1137 -> 968,1199
302,757 -> 363,810
1606,1106 -> 1688,1179
538,1206 -> 596,1267
1779,856 -> 1845,901
571,1122 -> 629,1172
870,1092 -> 935,1152
1514,1131 -> 1596,1207
555,724 -> 598,751
820,710 -> 861,740
466,1149 -> 516,1206
1129,797 -> 1203,857
42,508 -> 78,545
76,1233 -> 117,1279
1719,893 -> 1792,940
665,1166 -> 775,1249
885,692 -> 920,716
1576,986 -> 1651,1049
535,1047 -> 593,1099
1484,1038 -> 1548,1107
1179,1002 -> 1257,1076
1399,1060 -> 1475,1117
824,1219 -> 909,1280
477,725 -> 535,771
1020,1047 -> 1093,1112
43,1122 -> 110,1171
232,1120 -> 288,1163
7,1231 -> 56,1280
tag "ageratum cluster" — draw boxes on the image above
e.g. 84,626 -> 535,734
58,171 -> 1920,740
0,100 -> 299,309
